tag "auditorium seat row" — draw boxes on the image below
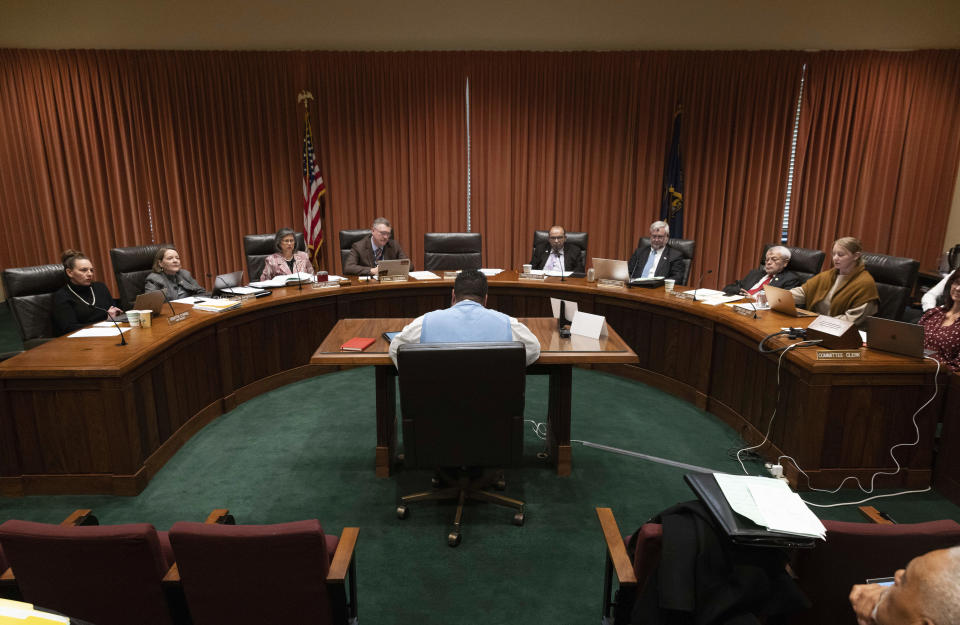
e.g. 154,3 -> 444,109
0,509 -> 358,625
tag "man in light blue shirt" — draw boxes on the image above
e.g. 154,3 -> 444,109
389,270 -> 541,367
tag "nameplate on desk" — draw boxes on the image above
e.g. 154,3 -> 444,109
816,350 -> 863,360
378,274 -> 409,282
518,272 -> 546,281
442,271 -> 461,279
732,304 -> 758,317
312,281 -> 341,289
597,278 -> 625,289
168,311 -> 190,324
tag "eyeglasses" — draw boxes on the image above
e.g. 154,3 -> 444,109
549,236 -> 565,241
373,229 -> 391,236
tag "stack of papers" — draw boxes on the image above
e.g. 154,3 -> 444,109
193,298 -> 242,313
479,268 -> 503,276
408,271 -> 441,280
714,473 -> 826,539
249,272 -> 315,288
69,327 -> 132,338
681,288 -> 727,300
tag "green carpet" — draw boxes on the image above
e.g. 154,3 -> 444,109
1,365 -> 958,624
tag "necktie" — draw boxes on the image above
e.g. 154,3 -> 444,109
374,247 -> 383,263
748,275 -> 772,295
641,249 -> 657,277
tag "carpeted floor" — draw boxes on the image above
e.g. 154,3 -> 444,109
1,358 -> 958,624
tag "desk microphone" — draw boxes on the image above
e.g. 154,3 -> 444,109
692,269 -> 714,301
208,273 -> 233,298
558,300 -> 572,338
88,303 -> 127,346
159,291 -> 179,317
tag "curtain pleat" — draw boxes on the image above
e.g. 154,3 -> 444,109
0,49 -> 957,296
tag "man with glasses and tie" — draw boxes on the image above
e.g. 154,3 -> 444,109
627,220 -> 686,282
343,217 -> 413,276
722,245 -> 802,296
530,225 -> 585,274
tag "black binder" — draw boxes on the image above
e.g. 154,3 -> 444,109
684,473 -> 818,549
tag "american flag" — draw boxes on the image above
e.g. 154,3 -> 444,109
302,113 -> 326,270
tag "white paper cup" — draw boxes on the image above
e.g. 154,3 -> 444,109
663,279 -> 676,292
125,310 -> 141,327
138,310 -> 152,327
522,264 -> 532,273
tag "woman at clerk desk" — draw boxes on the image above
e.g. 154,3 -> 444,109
789,236 -> 879,328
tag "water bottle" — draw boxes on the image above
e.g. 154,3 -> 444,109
756,290 -> 767,309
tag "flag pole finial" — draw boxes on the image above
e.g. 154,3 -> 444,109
297,90 -> 314,109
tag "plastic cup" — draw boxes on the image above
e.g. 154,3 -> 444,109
664,279 -> 676,292
138,311 -> 152,328
125,310 -> 141,327
316,271 -> 329,282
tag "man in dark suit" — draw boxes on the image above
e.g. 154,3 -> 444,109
530,225 -> 585,274
722,245 -> 802,295
343,217 -> 413,276
627,220 -> 686,282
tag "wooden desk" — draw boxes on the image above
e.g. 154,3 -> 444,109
0,272 -> 950,495
309,317 -> 639,477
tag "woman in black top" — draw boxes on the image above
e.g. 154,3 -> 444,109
52,249 -> 123,336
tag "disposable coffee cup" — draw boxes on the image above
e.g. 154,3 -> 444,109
138,310 -> 153,328
664,279 -> 676,292
522,264 -> 532,273
125,310 -> 141,327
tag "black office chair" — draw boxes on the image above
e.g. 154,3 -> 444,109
242,232 -> 306,282
109,243 -> 174,311
338,229 -> 372,273
862,252 -> 920,321
1,264 -> 66,351
395,342 -> 526,547
761,244 -> 825,283
423,233 -> 482,271
531,230 -> 588,273
638,237 -> 696,285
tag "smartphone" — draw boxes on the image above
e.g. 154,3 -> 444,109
865,577 -> 895,587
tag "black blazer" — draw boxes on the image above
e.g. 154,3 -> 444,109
529,241 -> 585,273
627,245 -> 686,282
722,268 -> 802,296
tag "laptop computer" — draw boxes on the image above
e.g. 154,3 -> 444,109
592,258 -> 629,282
214,270 -> 243,293
133,290 -> 166,316
866,316 -> 928,359
764,284 -> 817,317
377,258 -> 411,278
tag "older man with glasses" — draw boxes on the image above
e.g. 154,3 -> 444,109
530,225 -> 585,274
627,220 -> 686,283
343,217 -> 413,276
722,245 -> 803,296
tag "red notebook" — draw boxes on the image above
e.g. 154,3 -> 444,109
340,337 -> 375,352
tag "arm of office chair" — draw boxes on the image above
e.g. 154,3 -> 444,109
163,508 -> 231,583
326,527 -> 359,584
596,508 -> 637,586
0,509 -> 95,583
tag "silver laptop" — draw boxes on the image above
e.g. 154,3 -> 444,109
764,285 -> 817,317
133,290 -> 166,316
377,258 -> 411,277
593,258 -> 629,282
867,316 -> 927,359
214,270 -> 244,294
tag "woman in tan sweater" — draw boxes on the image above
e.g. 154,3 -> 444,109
790,236 -> 879,327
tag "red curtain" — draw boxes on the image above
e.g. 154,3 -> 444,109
1,49 -> 957,296
791,50 -> 960,268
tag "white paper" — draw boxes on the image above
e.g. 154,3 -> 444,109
171,296 -> 204,304
479,268 -> 503,276
543,269 -> 573,277
0,602 -> 69,623
683,288 -> 726,299
220,286 -> 265,294
859,330 -> 867,343
570,310 -> 608,339
550,298 -> 578,320
808,314 -> 854,337
249,272 -> 315,289
69,327 -> 133,338
324,275 -> 345,282
714,473 -> 825,538
93,321 -> 122,327
409,271 -> 441,280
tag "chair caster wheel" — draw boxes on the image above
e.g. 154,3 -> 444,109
494,478 -> 506,490
431,476 -> 441,488
448,532 -> 461,547
512,512 -> 525,526
397,506 -> 408,520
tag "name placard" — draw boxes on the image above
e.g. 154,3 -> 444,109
816,350 -> 863,360
442,271 -> 460,280
519,272 -> 547,281
312,281 -> 341,289
378,274 -> 409,282
597,278 -> 625,289
168,311 -> 190,324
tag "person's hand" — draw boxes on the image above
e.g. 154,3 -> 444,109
107,306 -> 123,318
739,289 -> 750,296
849,583 -> 885,625
369,265 -> 379,277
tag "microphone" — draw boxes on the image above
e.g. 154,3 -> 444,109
88,303 -> 126,346
558,300 -> 571,338
692,269 -> 714,302
209,273 -> 232,298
